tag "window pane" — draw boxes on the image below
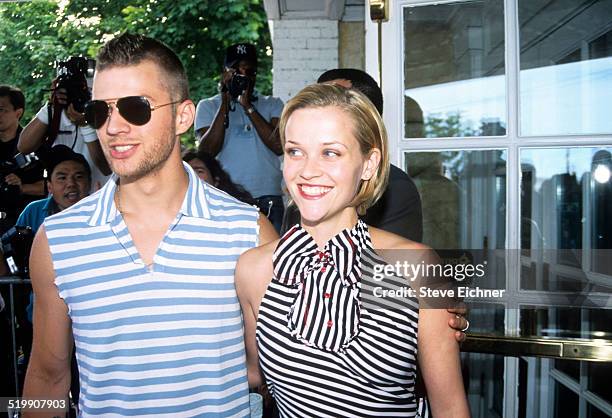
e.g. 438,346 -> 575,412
554,382 -> 579,417
554,359 -> 580,381
463,353 -> 505,418
588,403 -> 612,418
470,305 -> 506,336
403,1 -> 506,138
520,147 -> 612,291
519,0 -> 612,136
520,306 -> 611,340
588,362 -> 612,406
405,150 -> 507,250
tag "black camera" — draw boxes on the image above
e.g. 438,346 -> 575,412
1,225 -> 34,276
227,73 -> 253,100
55,56 -> 95,113
0,153 -> 39,215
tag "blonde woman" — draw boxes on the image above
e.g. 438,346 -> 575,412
236,84 -> 470,418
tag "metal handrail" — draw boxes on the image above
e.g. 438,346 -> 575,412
1,275 -> 31,398
0,276 -> 30,285
461,333 -> 612,361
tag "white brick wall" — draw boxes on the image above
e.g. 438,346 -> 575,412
271,19 -> 339,103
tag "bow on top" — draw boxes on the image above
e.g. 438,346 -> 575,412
272,220 -> 371,352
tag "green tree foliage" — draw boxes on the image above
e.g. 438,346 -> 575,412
0,0 -> 272,146
424,112 -> 476,138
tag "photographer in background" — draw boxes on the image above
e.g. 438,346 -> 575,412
1,144 -> 91,398
195,43 -> 285,232
0,85 -> 45,232
18,57 -> 111,191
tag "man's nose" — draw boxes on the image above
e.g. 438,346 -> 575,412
65,176 -> 78,187
106,103 -> 130,134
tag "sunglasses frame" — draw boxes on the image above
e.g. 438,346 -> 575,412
85,96 -> 181,129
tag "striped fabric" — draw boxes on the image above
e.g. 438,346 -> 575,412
272,220 -> 369,353
44,163 -> 259,417
257,221 -> 426,418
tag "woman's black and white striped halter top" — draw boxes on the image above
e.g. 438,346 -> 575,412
256,220 -> 427,417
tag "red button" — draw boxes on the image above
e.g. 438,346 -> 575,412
321,267 -> 326,272
327,320 -> 333,328
324,293 -> 331,298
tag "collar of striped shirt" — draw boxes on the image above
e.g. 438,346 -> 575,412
87,161 -> 212,226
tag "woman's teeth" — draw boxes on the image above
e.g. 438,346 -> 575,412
301,185 -> 331,195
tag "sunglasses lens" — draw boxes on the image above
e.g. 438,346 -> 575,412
117,96 -> 152,126
84,101 -> 109,129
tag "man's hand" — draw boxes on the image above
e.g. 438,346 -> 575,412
447,305 -> 469,343
50,78 -> 68,107
4,173 -> 22,192
66,103 -> 86,126
238,90 -> 252,109
237,73 -> 255,109
221,67 -> 234,89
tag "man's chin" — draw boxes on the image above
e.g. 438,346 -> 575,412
61,197 -> 81,208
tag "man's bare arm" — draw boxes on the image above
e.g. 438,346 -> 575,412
197,94 -> 231,157
21,180 -> 45,197
23,226 -> 73,415
246,113 -> 282,155
18,118 -> 48,154
235,249 -> 264,388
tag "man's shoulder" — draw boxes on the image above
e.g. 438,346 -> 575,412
0,135 -> 19,156
256,94 -> 283,107
196,94 -> 222,108
388,164 -> 418,190
21,197 -> 50,214
16,197 -> 51,226
203,182 -> 259,217
44,191 -> 101,229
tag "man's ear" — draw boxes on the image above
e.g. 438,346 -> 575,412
175,100 -> 196,136
16,108 -> 24,120
361,149 -> 381,181
46,180 -> 54,195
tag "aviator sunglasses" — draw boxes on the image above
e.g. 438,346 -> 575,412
84,96 -> 180,129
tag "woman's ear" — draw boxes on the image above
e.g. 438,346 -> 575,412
361,149 -> 381,181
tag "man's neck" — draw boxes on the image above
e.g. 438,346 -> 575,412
117,161 -> 189,218
0,124 -> 19,142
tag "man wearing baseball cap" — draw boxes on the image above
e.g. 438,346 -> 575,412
195,43 -> 285,231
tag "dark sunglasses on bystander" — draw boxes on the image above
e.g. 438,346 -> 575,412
84,96 -> 180,129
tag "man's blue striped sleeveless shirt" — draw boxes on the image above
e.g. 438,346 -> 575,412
43,163 -> 259,417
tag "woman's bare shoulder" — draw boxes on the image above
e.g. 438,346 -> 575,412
236,239 -> 279,303
369,226 -> 431,251
238,238 -> 279,272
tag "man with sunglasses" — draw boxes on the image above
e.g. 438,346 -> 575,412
23,33 -> 278,417
195,43 -> 285,232
18,78 -> 111,191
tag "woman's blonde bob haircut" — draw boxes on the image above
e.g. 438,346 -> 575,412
279,83 -> 390,216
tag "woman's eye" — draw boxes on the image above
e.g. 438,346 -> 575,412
285,148 -> 303,157
323,150 -> 340,157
